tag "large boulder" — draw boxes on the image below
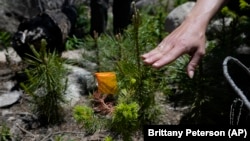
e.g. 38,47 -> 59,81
0,0 -> 40,33
64,64 -> 96,107
0,0 -> 87,34
11,0 -> 78,59
136,0 -> 175,12
165,2 -> 195,33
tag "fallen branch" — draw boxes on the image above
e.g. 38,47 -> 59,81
16,123 -> 36,138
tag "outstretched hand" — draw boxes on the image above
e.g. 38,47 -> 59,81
141,19 -> 206,79
141,0 -> 227,78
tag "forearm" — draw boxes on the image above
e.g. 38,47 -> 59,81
185,0 -> 228,29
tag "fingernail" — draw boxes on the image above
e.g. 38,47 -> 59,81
145,58 -> 149,61
152,63 -> 158,67
188,71 -> 194,79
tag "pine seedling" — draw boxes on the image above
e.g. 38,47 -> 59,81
21,39 -> 68,124
111,102 -> 139,141
73,105 -> 104,134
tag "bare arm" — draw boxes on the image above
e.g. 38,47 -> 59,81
141,0 -> 228,78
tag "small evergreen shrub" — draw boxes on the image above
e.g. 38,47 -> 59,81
111,102 -> 139,141
104,136 -> 113,141
21,39 -> 68,124
73,105 -> 103,134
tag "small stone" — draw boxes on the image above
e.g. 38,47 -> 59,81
0,91 -> 22,107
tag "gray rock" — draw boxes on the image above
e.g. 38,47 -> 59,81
136,0 -> 161,8
62,48 -> 98,72
64,64 -> 96,107
165,2 -> 195,33
0,91 -> 22,107
0,48 -> 8,63
0,81 -> 16,91
208,17 -> 233,32
236,45 -> 250,55
62,48 -> 86,60
135,0 -> 175,13
0,47 -> 22,63
0,0 -> 88,33
0,0 -> 40,33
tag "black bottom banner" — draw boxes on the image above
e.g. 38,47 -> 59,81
143,125 -> 250,140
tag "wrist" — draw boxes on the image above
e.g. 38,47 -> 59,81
183,15 -> 209,33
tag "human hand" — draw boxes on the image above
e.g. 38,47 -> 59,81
141,0 -> 227,78
141,20 -> 206,79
